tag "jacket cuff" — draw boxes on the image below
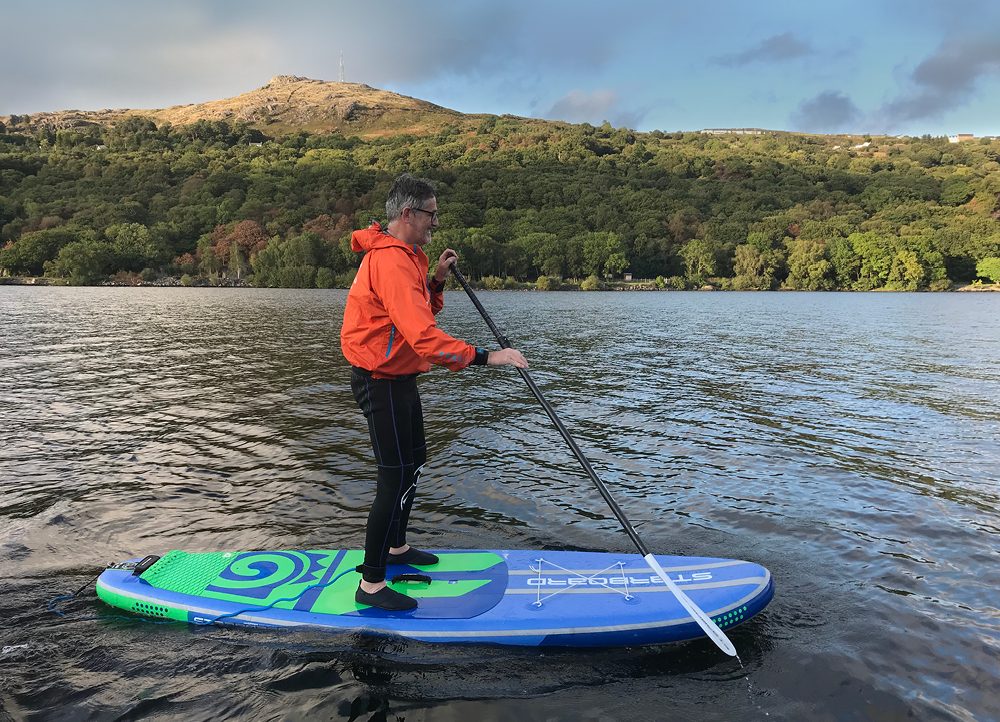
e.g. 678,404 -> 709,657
429,276 -> 445,293
472,347 -> 489,366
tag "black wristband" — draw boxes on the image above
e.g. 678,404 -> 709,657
429,277 -> 445,293
472,347 -> 489,366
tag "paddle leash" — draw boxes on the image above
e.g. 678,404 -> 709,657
451,266 -> 737,657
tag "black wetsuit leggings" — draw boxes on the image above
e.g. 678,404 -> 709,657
350,367 -> 426,584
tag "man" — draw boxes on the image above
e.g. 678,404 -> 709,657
341,173 -> 528,611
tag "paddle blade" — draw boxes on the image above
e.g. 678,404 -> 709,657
643,553 -> 737,656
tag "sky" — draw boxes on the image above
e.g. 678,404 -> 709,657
2,0 -> 999,137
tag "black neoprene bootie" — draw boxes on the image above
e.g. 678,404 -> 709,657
355,584 -> 417,611
387,547 -> 439,566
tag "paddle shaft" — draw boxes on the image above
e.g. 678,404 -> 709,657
451,267 -> 647,553
451,265 -> 737,657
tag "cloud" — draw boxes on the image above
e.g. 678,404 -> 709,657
0,3 -> 282,112
542,89 -> 649,128
881,35 -> 1000,126
0,0 -> 626,113
791,90 -> 862,132
714,32 -> 812,67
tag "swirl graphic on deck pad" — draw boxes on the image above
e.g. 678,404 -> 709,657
206,551 -> 336,600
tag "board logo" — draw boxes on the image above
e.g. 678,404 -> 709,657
527,572 -> 713,587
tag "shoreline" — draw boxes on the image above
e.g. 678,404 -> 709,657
1,276 -> 998,292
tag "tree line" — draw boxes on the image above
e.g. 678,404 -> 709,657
1,114 -> 999,289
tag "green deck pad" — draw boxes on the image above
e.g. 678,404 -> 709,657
137,549 -> 506,616
141,550 -> 348,607
419,551 -> 503,573
139,551 -> 235,595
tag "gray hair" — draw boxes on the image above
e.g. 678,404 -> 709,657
385,173 -> 436,222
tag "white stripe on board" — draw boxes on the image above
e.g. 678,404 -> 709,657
508,559 -> 749,575
504,576 -> 769,594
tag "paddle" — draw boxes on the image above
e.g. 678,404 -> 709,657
451,265 -> 737,657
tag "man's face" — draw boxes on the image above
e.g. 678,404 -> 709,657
405,197 -> 439,246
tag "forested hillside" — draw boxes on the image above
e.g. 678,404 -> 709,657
2,110 -> 999,289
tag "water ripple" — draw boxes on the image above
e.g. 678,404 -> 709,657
1,287 -> 998,720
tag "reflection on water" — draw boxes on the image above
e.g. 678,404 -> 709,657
1,287 -> 998,720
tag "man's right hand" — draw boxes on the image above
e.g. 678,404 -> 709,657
488,348 -> 529,368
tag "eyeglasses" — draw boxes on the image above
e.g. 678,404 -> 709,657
410,207 -> 439,221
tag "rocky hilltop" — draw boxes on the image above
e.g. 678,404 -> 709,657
2,75 -> 473,137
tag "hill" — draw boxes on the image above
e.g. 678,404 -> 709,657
1,75 -> 480,138
0,78 -> 998,291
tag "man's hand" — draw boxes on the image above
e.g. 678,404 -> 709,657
434,249 -> 458,283
487,348 -> 529,368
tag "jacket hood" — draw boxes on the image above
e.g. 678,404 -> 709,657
350,222 -> 416,254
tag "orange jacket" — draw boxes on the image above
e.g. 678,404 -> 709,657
341,223 -> 476,378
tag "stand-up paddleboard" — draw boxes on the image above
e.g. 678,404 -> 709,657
96,548 -> 772,647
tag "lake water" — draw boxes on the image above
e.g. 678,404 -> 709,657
1,287 -> 998,721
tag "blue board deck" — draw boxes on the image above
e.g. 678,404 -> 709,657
96,548 -> 773,647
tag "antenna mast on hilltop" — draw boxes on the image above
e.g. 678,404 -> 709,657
339,51 -> 345,82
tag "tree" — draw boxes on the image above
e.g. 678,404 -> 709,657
229,240 -> 247,280
229,220 -> 269,259
784,239 -> 834,290
503,234 -> 539,279
0,112 -> 998,289
196,233 -> 223,277
667,207 -> 702,243
250,238 -> 282,286
0,195 -> 19,230
732,243 -> 783,290
200,220 -> 270,277
976,257 -> 1000,283
885,249 -> 926,291
0,228 -> 83,275
173,252 -> 197,275
468,230 -> 501,277
941,177 -> 973,206
108,116 -> 158,151
849,232 -> 893,290
521,232 -> 563,278
107,223 -> 161,272
536,275 -> 555,290
276,264 -> 316,288
302,213 -> 354,272
248,232 -> 325,287
828,235 -> 860,288
604,251 -> 629,277
45,239 -> 111,284
581,231 -> 627,277
679,238 -> 718,283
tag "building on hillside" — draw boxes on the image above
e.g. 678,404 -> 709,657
948,134 -> 975,143
700,128 -> 767,135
